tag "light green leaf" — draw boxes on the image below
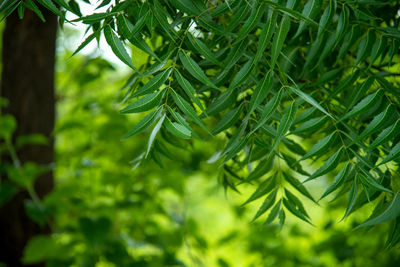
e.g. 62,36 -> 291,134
104,25 -> 137,71
179,51 -> 218,90
271,102 -> 297,151
121,90 -> 165,114
304,147 -> 344,182
164,116 -> 191,139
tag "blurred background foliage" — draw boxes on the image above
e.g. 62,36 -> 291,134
1,21 -> 400,267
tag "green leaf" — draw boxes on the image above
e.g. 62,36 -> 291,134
264,201 -> 281,225
252,189 -> 277,222
246,154 -> 275,182
369,36 -> 387,67
221,39 -> 248,75
247,71 -> 273,116
212,104 -> 243,135
132,68 -> 172,98
341,177 -> 359,221
170,89 -> 209,133
69,31 -> 97,59
242,173 -> 277,205
355,31 -> 376,65
204,88 -> 238,116
164,116 -> 191,139
255,11 -> 278,62
357,105 -> 395,141
22,235 -> 62,264
145,114 -> 165,158
151,0 -> 177,41
121,90 -> 165,114
317,0 -> 334,38
334,6 -> 349,48
175,70 -> 205,112
301,132 -> 336,160
270,14 -> 291,68
290,87 -> 335,120
104,25 -> 137,71
262,1 -> 319,26
357,193 -> 400,228
24,0 -> 45,22
229,59 -> 254,89
283,191 -> 312,224
378,143 -> 400,166
319,163 -> 351,200
304,147 -> 344,182
346,77 -> 375,112
187,33 -> 220,65
235,3 -> 265,44
369,120 -> 400,149
341,89 -> 383,121
278,208 -> 286,228
358,169 -> 392,194
292,116 -> 328,135
283,172 -> 315,202
294,0 -> 323,38
179,51 -> 218,90
122,108 -> 162,140
75,12 -> 117,24
271,102 -> 297,151
36,0 -> 63,18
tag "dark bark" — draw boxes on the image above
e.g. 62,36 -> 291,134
0,8 -> 57,267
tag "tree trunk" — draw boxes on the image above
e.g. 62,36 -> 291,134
0,8 -> 57,267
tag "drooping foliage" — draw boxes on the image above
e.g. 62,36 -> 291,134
2,0 -> 400,251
